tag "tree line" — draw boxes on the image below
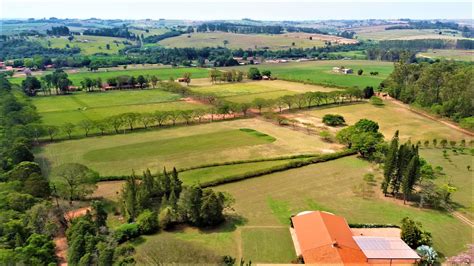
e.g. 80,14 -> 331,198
0,75 -> 57,265
83,26 -> 137,40
383,59 -> 473,121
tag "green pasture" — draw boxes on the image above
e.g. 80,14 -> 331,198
34,35 -> 127,55
36,119 -> 336,176
241,227 -> 295,263
31,89 -> 207,137
190,79 -> 339,103
226,60 -> 394,88
216,156 -> 472,257
9,67 -> 210,86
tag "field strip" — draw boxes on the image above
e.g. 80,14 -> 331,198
220,89 -> 287,98
387,98 -> 473,137
38,98 -> 192,114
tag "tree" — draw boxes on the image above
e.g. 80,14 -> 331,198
121,173 -> 140,222
252,98 -> 267,113
136,210 -> 158,234
16,233 -> 56,265
137,75 -> 147,88
62,122 -> 75,139
159,207 -> 174,230
182,72 -> 192,86
139,113 -> 154,129
400,217 -> 432,249
382,131 -> 399,196
106,115 -> 123,133
200,190 -> 224,226
363,86 -> 374,99
150,75 -> 159,88
357,69 -> 363,75
247,67 -> 261,80
401,154 -> 421,204
94,120 -> 109,135
322,114 -> 345,126
53,163 -> 98,204
45,125 -> 59,141
21,76 -> 41,96
261,70 -> 271,77
91,200 -> 108,229
78,119 -> 94,137
416,245 -> 438,265
440,139 -> 448,148
121,113 -> 139,131
8,143 -> 34,165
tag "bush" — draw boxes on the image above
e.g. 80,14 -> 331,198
370,96 -> 384,106
349,223 -> 400,228
460,117 -> 474,130
136,210 -> 159,234
322,114 -> 345,126
114,223 -> 140,243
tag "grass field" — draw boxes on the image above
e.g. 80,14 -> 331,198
216,156 -> 472,257
417,49 -> 474,61
34,35 -> 128,55
158,32 -> 356,50
190,79 -> 340,103
31,89 -> 207,137
37,119 -> 338,176
420,148 -> 473,219
241,227 -> 295,262
299,101 -> 471,142
130,156 -> 471,262
354,28 -> 466,41
226,60 -> 393,88
9,66 -> 210,86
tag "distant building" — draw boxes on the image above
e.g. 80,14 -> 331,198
333,67 -> 353,74
290,211 -> 420,265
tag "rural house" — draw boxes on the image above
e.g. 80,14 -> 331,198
290,211 -> 420,265
333,66 -> 353,74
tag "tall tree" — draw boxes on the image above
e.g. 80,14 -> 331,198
382,131 -> 399,195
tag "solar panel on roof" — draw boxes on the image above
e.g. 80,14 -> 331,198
353,236 -> 420,259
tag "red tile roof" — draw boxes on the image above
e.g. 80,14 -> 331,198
291,211 -> 368,265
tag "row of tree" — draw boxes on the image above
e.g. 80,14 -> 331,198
22,69 -> 72,96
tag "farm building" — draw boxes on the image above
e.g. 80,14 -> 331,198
290,211 -> 420,265
332,67 -> 353,74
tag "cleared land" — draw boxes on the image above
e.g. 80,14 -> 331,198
34,35 -> 128,55
227,60 -> 393,88
37,118 -> 339,176
158,32 -> 356,50
190,79 -> 340,103
420,148 -> 473,220
417,49 -> 474,61
294,101 -> 472,142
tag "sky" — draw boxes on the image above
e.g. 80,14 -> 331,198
1,0 -> 473,20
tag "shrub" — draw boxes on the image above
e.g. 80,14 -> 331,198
136,210 -> 159,234
370,96 -> 384,106
319,130 -> 333,142
459,117 -> 474,130
114,223 -> 140,243
322,114 -> 345,126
